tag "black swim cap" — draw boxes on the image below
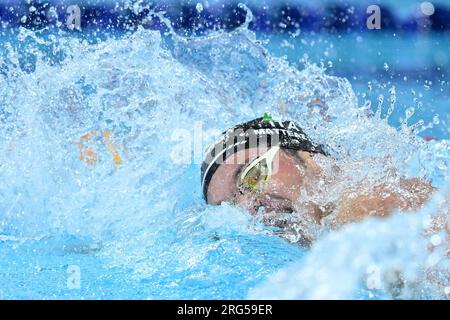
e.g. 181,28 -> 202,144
201,117 -> 326,202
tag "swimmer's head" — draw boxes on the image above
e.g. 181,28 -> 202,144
201,117 -> 327,218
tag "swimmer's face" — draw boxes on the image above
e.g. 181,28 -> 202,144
206,147 -> 322,218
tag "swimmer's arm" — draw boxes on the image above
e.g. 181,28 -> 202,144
333,178 -> 436,225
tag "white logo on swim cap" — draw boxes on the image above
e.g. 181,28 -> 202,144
287,121 -> 299,131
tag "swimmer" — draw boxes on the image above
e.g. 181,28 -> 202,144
201,116 -> 439,244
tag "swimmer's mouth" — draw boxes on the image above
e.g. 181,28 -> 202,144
253,203 -> 293,229
255,204 -> 294,215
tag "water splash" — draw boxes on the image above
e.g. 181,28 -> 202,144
0,12 -> 449,299
249,185 -> 450,299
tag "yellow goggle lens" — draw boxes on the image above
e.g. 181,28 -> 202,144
239,146 -> 279,193
241,161 -> 269,191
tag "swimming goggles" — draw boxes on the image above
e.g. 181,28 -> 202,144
238,145 -> 280,193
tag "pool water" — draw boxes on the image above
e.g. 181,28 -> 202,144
0,11 -> 449,299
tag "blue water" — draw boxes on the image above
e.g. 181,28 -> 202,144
0,9 -> 449,299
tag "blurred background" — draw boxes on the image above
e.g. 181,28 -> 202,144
1,0 -> 449,138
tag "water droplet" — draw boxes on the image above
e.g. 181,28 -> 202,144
433,115 -> 440,125
196,3 -> 204,13
437,161 -> 447,171
421,2 -> 435,16
430,234 -> 441,246
405,107 -> 415,119
367,81 -> 372,95
383,63 -> 389,71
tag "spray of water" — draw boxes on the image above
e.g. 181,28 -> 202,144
0,7 -> 449,298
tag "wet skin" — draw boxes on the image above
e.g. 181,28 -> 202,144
206,147 -> 436,228
207,147 -> 326,222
